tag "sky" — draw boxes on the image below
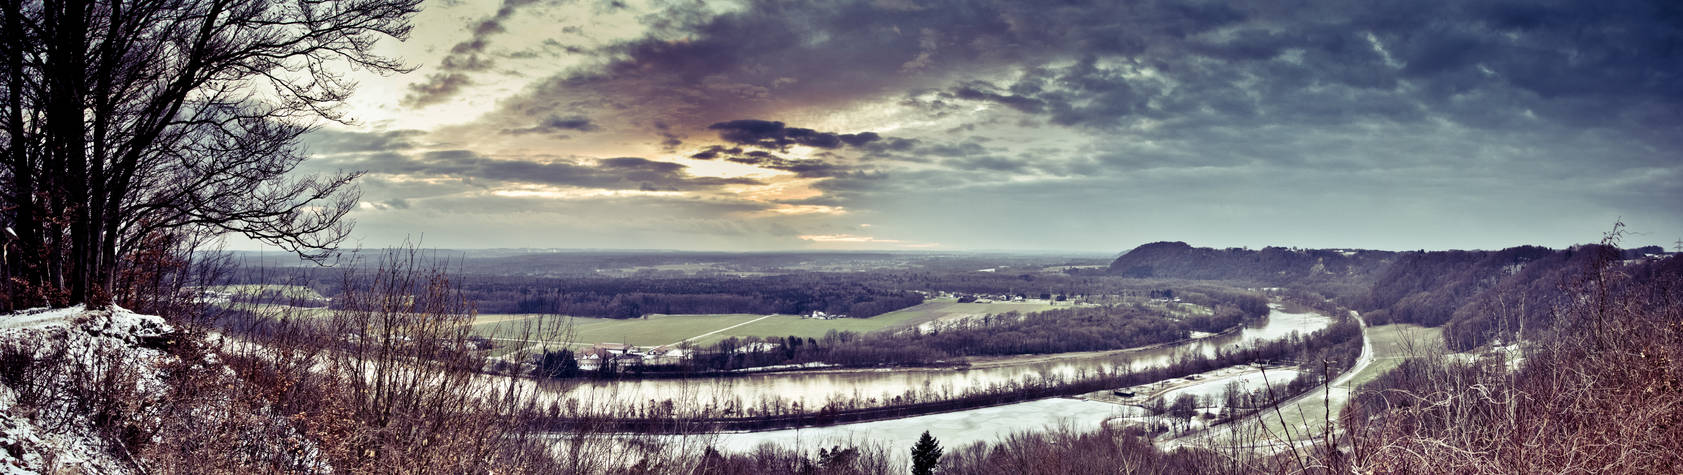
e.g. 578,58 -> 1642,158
254,0 -> 1683,253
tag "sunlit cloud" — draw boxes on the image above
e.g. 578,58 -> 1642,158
765,204 -> 847,216
487,187 -> 688,200
799,234 -> 939,248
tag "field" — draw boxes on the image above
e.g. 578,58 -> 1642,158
473,313 -> 771,348
870,298 -> 1067,324
469,298 -> 1075,348
1348,323 -> 1445,386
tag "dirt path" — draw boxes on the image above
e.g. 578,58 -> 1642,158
666,314 -> 777,347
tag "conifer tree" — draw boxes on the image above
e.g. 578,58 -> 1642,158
911,430 -> 942,475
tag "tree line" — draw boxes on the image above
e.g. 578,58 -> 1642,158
538,289 -> 1271,375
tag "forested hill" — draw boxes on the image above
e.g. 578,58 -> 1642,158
1106,241 -> 1399,286
1359,244 -> 1670,349
1110,241 -> 1675,350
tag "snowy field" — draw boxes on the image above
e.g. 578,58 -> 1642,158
703,398 -> 1145,453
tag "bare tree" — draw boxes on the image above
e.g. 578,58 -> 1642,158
1,0 -> 421,310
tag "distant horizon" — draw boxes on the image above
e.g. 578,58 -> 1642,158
220,234 -> 1682,257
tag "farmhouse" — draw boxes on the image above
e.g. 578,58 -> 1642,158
640,346 -> 690,365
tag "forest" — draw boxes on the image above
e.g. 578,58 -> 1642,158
1106,240 -> 1673,350
228,255 -> 1273,320
1332,243 -> 1683,472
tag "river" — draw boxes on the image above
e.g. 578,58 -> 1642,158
546,306 -> 1335,418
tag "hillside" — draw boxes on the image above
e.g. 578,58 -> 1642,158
1,306 -> 165,474
1109,241 -> 1674,350
1107,241 -> 1398,290
0,306 -> 321,474
1340,252 -> 1683,472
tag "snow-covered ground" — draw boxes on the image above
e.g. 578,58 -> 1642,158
699,398 -> 1144,454
1158,368 -> 1305,409
1,305 -> 172,475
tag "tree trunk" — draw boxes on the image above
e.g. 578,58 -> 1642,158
1,0 -> 37,310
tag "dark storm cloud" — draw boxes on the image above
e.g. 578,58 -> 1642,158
926,1 -> 1679,139
942,80 -> 1046,114
493,0 -> 1100,131
706,120 -> 881,151
318,149 -> 761,191
683,120 -> 891,177
502,114 -> 599,136
687,146 -> 852,178
404,0 -> 547,107
496,0 -> 1680,152
688,145 -> 741,160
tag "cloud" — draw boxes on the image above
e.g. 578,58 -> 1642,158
477,0 -> 1680,145
302,129 -> 427,154
401,73 -> 474,108
706,119 -> 881,151
502,114 -> 600,136
684,145 -> 854,178
318,149 -> 761,192
723,152 -> 850,179
402,0 -> 548,107
688,145 -> 741,160
653,121 -> 684,151
327,0 -> 1683,251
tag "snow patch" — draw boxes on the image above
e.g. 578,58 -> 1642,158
0,306 -> 176,475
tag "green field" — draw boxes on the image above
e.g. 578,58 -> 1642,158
870,298 -> 1067,324
469,298 -> 1076,348
1351,323 -> 1446,386
473,313 -> 770,348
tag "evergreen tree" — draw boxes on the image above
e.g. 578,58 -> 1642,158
911,431 -> 943,475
